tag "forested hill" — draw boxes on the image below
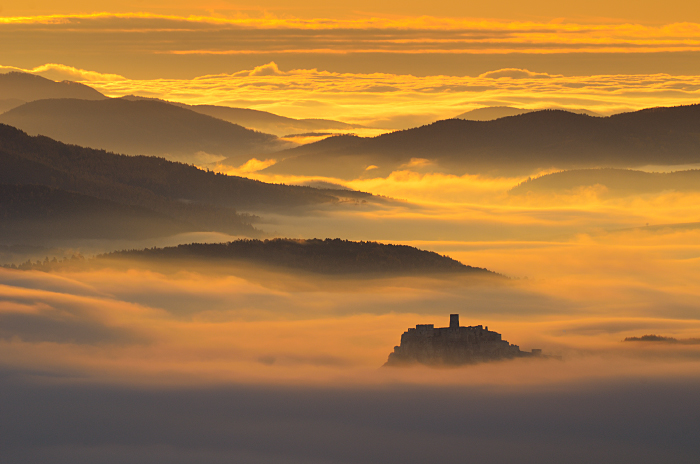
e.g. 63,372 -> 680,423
0,184 -> 194,240
264,105 -> 700,178
100,239 -> 496,275
0,125 -> 376,238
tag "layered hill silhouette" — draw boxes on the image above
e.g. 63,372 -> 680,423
0,72 -> 105,108
0,74 -> 363,143
121,96 -> 364,137
0,98 -> 292,164
0,124 -> 382,241
510,168 -> 700,197
454,106 -> 602,121
96,239 -> 496,275
264,105 -> 700,178
454,106 -> 534,121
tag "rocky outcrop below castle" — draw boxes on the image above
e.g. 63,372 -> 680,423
385,314 -> 544,366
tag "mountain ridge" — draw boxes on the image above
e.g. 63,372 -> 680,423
121,95 -> 365,137
0,71 -> 106,103
264,105 -> 700,178
0,98 -> 291,164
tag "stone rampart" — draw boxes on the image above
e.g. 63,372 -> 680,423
385,314 -> 541,366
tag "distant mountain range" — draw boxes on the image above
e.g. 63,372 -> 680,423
510,168 -> 700,197
0,71 -> 105,108
454,106 -> 533,121
0,124 -> 382,242
0,98 -> 292,164
121,96 -> 365,137
454,106 -> 602,121
264,105 -> 700,178
0,73 -> 369,162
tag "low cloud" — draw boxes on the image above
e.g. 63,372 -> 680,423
479,68 -> 555,79
0,63 -> 127,82
74,65 -> 700,123
2,372 -> 700,464
0,311 -> 142,345
236,61 -> 287,77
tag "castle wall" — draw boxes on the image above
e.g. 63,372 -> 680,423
387,317 -> 526,366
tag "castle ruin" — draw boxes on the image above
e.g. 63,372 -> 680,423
385,314 -> 542,366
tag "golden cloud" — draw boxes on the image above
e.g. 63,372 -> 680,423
2,14 -> 700,54
0,63 -> 127,81
65,63 -> 700,122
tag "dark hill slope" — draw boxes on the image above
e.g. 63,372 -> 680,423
0,125 -> 371,237
0,98 -> 289,163
510,168 -> 700,197
265,106 -> 700,178
0,184 -> 192,241
100,239 -> 496,275
0,72 -> 106,102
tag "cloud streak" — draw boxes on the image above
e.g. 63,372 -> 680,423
67,65 -> 700,122
3,14 -> 700,55
0,63 -> 127,81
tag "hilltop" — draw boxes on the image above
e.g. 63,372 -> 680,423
454,106 -> 601,121
95,239 -> 495,275
264,105 -> 700,178
454,106 -> 533,121
0,72 -> 105,106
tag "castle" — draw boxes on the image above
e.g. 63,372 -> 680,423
385,314 -> 542,366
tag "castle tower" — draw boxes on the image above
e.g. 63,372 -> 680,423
450,314 -> 459,329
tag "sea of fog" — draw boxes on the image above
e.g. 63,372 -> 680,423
2,171 -> 700,463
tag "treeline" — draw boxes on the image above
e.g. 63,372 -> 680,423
623,335 -> 700,344
2,253 -> 85,271
98,238 -> 496,275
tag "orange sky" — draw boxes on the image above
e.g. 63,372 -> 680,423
3,12 -> 700,121
3,0 -> 700,23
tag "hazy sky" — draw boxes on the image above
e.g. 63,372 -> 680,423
3,0 -> 700,22
3,2 -> 700,121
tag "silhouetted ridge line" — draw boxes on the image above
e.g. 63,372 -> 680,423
100,239 -> 497,275
623,335 -> 700,344
0,98 -> 289,162
264,104 -> 700,178
121,95 -> 365,137
0,72 -> 106,102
